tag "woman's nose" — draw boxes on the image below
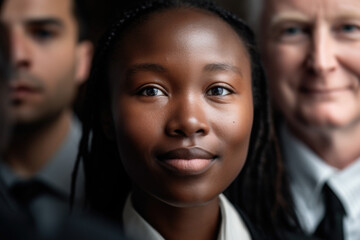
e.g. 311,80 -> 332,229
165,96 -> 210,138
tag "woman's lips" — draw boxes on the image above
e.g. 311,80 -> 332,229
157,147 -> 217,175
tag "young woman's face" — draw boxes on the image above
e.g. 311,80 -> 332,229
110,8 -> 253,207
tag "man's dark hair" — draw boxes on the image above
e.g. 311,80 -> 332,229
0,0 -> 88,41
72,0 -> 89,41
72,0 -> 301,237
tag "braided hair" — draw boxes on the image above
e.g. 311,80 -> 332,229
74,0 -> 299,236
0,22 -> 10,85
0,22 -> 11,151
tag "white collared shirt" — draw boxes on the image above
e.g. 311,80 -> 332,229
280,124 -> 360,240
122,193 -> 251,240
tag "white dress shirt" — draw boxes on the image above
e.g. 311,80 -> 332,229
280,124 -> 360,240
122,193 -> 251,240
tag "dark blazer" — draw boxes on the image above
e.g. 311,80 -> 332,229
237,207 -> 269,240
0,176 -> 128,240
236,206 -> 320,240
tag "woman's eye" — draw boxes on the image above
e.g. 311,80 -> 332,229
139,86 -> 165,96
207,87 -> 231,96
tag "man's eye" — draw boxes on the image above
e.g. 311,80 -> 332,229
334,23 -> 360,40
340,24 -> 360,33
206,87 -> 231,96
30,28 -> 56,41
283,26 -> 302,35
336,24 -> 360,36
276,25 -> 309,43
139,86 -> 165,96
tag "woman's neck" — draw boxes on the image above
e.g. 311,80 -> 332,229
132,190 -> 221,240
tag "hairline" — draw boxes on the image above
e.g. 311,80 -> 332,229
107,5 -> 252,100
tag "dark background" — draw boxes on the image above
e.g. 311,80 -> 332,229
84,0 -> 247,45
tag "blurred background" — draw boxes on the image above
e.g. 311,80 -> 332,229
84,0 -> 247,45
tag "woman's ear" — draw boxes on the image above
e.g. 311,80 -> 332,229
101,108 -> 116,140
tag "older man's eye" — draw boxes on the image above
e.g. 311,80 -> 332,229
283,26 -> 302,35
275,24 -> 310,43
207,87 -> 232,96
334,23 -> 360,40
340,24 -> 360,32
138,86 -> 165,96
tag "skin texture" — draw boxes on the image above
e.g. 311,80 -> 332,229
261,0 -> 360,168
0,0 -> 92,176
109,8 -> 253,240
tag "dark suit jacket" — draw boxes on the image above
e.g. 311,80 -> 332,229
0,176 -> 128,240
236,205 -> 320,240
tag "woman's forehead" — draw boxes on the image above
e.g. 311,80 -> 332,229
126,8 -> 240,41
115,8 -> 249,64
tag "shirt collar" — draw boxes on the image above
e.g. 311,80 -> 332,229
0,117 -> 83,200
328,159 -> 360,219
38,117 -> 82,199
281,124 -> 360,220
281,124 -> 337,200
217,194 -> 251,240
122,194 -> 164,240
122,193 -> 251,240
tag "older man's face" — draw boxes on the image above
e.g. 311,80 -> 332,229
261,0 -> 360,131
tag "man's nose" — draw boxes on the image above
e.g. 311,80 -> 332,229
165,95 -> 210,138
307,26 -> 338,76
11,29 -> 32,69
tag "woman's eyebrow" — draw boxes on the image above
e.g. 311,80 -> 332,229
126,63 -> 243,76
127,63 -> 166,75
204,63 -> 243,77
